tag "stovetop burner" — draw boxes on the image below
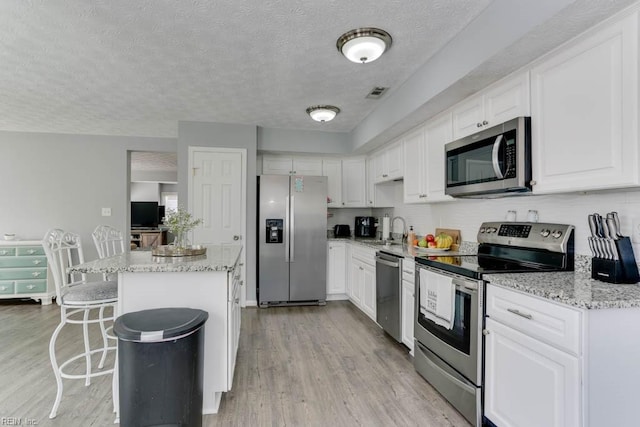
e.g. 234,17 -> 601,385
414,221 -> 575,279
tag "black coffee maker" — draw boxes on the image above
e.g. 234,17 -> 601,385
355,216 -> 376,238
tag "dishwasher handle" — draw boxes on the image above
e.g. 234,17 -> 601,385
375,256 -> 400,268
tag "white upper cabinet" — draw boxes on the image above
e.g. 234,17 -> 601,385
403,112 -> 453,203
262,155 -> 294,175
373,140 -> 403,183
425,112 -> 454,202
452,72 -> 530,140
322,159 -> 342,207
403,125 -> 427,203
530,11 -> 639,194
341,158 -> 367,207
262,155 -> 323,175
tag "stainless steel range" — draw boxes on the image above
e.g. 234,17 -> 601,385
413,221 -> 574,426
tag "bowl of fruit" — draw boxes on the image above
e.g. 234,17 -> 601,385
413,232 -> 454,253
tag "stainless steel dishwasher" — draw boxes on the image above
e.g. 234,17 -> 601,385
375,251 -> 402,342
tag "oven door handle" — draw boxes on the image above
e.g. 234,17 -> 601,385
492,134 -> 505,179
452,278 -> 478,291
376,257 -> 400,268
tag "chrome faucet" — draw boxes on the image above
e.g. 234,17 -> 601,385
389,216 -> 407,244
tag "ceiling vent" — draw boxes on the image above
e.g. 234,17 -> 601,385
366,86 -> 389,99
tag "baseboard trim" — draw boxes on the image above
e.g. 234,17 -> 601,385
327,293 -> 349,301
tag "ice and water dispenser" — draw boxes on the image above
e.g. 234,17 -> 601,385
266,219 -> 283,243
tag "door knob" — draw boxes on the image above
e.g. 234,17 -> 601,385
233,235 -> 240,241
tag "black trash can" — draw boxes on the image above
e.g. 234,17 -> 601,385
114,307 -> 209,427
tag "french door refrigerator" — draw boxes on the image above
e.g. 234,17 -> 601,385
258,175 -> 327,307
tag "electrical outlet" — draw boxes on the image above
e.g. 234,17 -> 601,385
632,218 -> 640,243
101,207 -> 111,217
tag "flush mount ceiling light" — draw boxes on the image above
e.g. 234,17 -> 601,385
337,27 -> 392,64
306,105 -> 340,122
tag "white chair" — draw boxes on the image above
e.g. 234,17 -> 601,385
92,225 -> 126,259
43,229 -> 118,419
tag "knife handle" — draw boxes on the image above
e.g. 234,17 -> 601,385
588,214 -> 598,237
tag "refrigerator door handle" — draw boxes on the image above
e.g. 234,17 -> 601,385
290,195 -> 295,262
285,195 -> 290,262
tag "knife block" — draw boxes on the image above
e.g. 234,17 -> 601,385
591,237 -> 639,284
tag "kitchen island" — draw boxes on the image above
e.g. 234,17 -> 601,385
69,244 -> 243,414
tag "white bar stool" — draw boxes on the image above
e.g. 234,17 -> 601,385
42,229 -> 118,419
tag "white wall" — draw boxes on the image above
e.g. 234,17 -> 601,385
0,131 -> 176,260
371,181 -> 640,257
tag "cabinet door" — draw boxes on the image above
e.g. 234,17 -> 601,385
425,112 -> 454,202
530,13 -> 639,193
403,126 -> 427,203
361,263 -> 376,321
349,259 -> 363,306
262,156 -> 293,175
322,159 -> 342,207
342,158 -> 366,207
484,318 -> 581,427
401,280 -> 414,351
327,242 -> 346,295
366,157 -> 376,207
452,94 -> 484,140
372,150 -> 386,182
292,157 -> 323,176
385,142 -> 403,180
484,72 -> 530,127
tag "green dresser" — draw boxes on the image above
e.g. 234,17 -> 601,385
0,240 -> 54,305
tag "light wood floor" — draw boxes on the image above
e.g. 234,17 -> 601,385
0,299 -> 470,426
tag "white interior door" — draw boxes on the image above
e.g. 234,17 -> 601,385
189,147 -> 246,304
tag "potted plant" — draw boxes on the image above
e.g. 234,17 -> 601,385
162,207 -> 202,253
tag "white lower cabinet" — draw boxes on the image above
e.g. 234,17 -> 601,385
401,259 -> 415,352
485,282 -> 640,427
348,245 -> 376,322
485,284 -> 581,427
326,241 -> 347,299
484,317 -> 580,427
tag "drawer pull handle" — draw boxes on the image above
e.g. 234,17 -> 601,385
0,286 -> 6,291
507,308 -> 533,320
27,250 -> 35,254
0,250 -> 6,255
26,285 -> 35,290
31,272 -> 41,277
32,260 -> 42,265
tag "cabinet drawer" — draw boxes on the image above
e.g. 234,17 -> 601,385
402,271 -> 414,283
351,246 -> 376,265
0,281 -> 15,294
402,259 -> 415,274
0,256 -> 47,268
0,248 -> 16,257
486,284 -> 582,355
0,267 -> 47,280
17,246 -> 45,256
15,280 -> 47,294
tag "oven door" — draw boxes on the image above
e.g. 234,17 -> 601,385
414,265 -> 483,385
445,116 -> 531,197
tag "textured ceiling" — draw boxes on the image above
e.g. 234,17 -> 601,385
130,151 -> 176,172
0,0 -> 493,137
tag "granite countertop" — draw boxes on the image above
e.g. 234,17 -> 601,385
336,238 -> 640,310
329,237 -> 478,259
484,255 -> 640,310
69,244 -> 243,274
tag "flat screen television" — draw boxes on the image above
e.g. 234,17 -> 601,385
131,201 -> 159,228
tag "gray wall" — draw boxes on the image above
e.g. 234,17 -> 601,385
258,127 -> 351,154
177,121 -> 258,303
0,130 -> 176,260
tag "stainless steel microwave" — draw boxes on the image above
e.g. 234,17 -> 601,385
445,116 -> 531,198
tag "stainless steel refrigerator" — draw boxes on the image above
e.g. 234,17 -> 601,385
258,175 -> 327,307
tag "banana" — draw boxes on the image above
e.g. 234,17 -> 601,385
435,233 -> 453,249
